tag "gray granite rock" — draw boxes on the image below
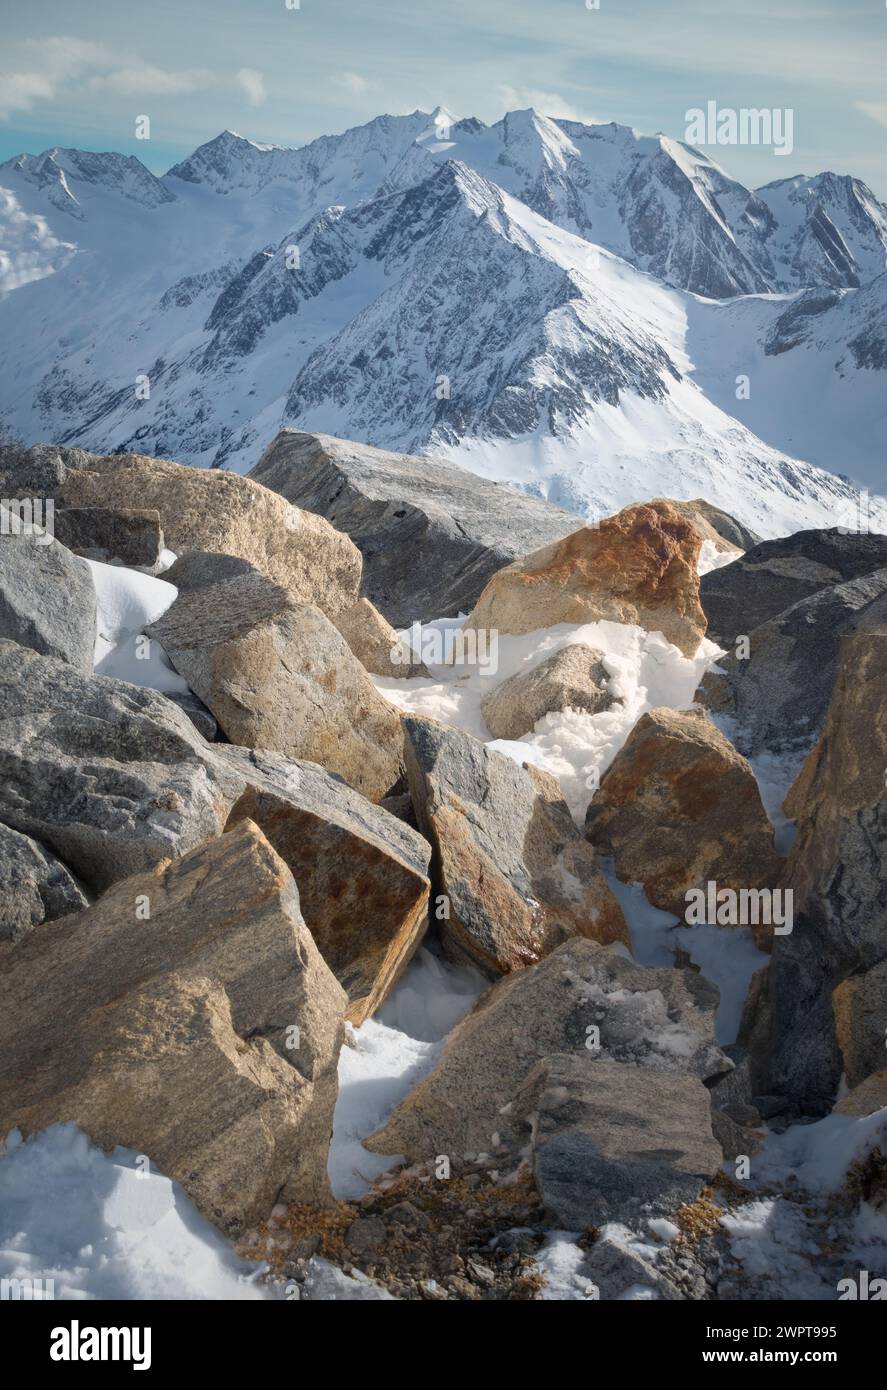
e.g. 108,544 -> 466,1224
147,564 -> 404,802
577,1227 -> 683,1300
249,430 -> 576,626
481,644 -> 614,740
700,528 -> 887,645
668,498 -> 761,553
764,590 -> 887,1111
0,640 -> 242,892
698,567 -> 887,756
0,529 -> 96,672
513,1054 -> 723,1229
0,441 -> 89,496
0,822 -> 88,943
2,441 -> 367,624
403,715 -> 627,975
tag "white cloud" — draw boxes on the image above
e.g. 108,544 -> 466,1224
0,35 -> 115,118
235,68 -> 267,107
0,34 -> 259,121
856,101 -> 887,128
95,66 -> 214,98
0,73 -> 54,118
495,85 -> 600,125
36,36 -> 115,73
339,72 -> 370,94
0,187 -> 77,292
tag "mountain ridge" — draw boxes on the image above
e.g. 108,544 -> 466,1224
1,106 -> 885,539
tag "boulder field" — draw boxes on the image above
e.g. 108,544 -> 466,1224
1,432 -> 884,1299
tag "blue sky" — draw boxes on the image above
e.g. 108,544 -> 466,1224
1,0 -> 885,195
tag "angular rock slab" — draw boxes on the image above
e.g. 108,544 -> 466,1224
219,746 -> 431,1024
403,716 -> 628,975
0,441 -> 87,496
330,595 -> 427,679
365,936 -> 729,1167
698,568 -> 887,757
3,440 -> 379,665
0,641 -> 240,892
585,707 -> 782,929
0,821 -> 347,1236
162,550 -> 256,592
147,563 -> 404,802
699,528 -> 887,646
464,501 -> 705,657
766,594 -> 887,1111
480,643 -> 614,741
56,448 -> 364,621
512,1054 -> 723,1229
0,528 -> 96,672
164,550 -> 411,680
249,430 -> 576,628
0,822 -> 88,943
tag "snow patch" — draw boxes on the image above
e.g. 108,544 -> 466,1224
376,616 -> 718,822
86,556 -> 189,695
0,1125 -> 267,1300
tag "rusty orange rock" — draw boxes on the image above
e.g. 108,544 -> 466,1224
585,706 -> 783,934
464,501 -> 706,656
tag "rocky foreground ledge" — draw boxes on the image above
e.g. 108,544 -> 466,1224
0,433 -> 885,1300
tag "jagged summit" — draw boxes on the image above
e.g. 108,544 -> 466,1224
2,146 -> 174,211
1,104 -> 885,531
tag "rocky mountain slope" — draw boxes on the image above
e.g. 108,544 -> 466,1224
1,108 -> 885,538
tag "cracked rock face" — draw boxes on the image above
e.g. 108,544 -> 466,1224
698,567 -> 887,758
249,430 -> 576,627
508,1054 -> 723,1229
0,822 -> 88,943
0,641 -> 241,892
147,561 -> 405,802
766,594 -> 887,1110
219,746 -> 431,1024
464,502 -> 706,657
365,936 -> 729,1167
403,716 -> 628,976
0,821 -> 347,1236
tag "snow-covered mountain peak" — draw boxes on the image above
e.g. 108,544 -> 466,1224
1,104 -> 885,539
165,129 -> 299,192
427,104 -> 460,129
2,146 -> 174,213
1,151 -> 83,220
748,171 -> 887,290
163,111 -> 442,215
